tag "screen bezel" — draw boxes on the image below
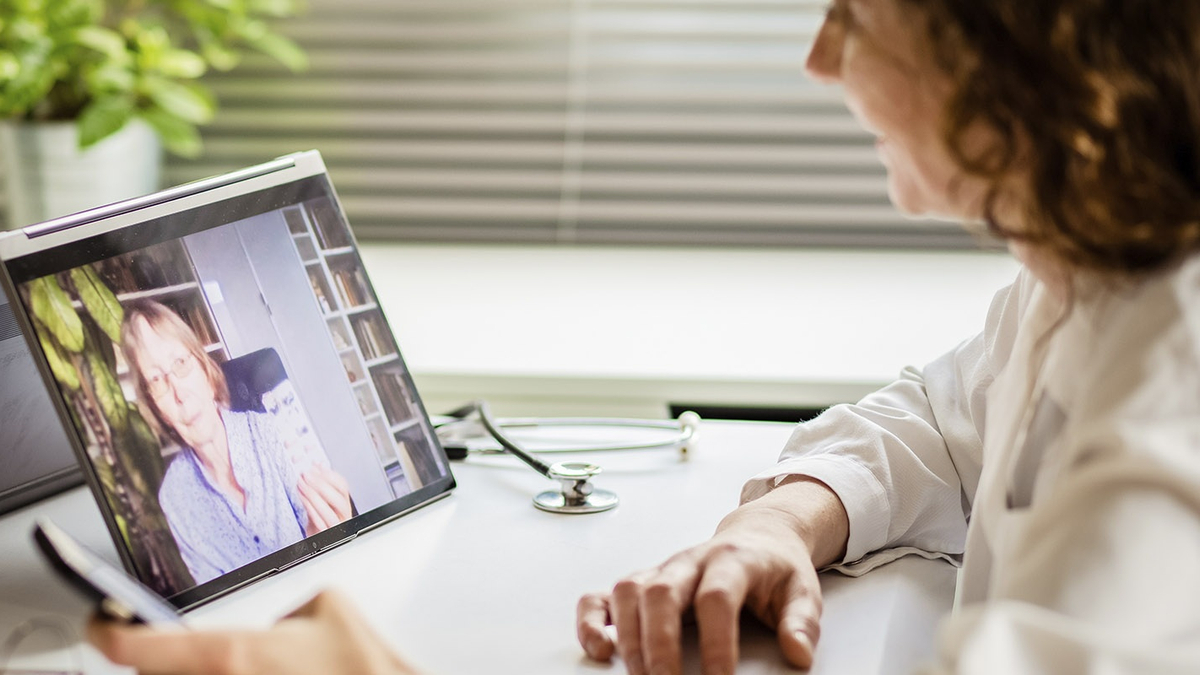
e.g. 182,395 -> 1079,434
0,155 -> 456,610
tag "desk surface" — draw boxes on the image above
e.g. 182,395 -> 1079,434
0,421 -> 955,674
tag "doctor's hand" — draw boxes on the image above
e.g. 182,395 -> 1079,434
300,465 -> 353,536
576,476 -> 848,675
88,589 -> 420,675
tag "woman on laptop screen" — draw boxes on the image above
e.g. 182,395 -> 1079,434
121,300 -> 353,584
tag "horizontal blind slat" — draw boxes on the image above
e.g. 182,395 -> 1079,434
292,169 -> 891,197
206,110 -> 870,137
341,196 -> 906,225
207,79 -> 847,106
169,140 -> 887,170
233,52 -> 817,75
282,23 -> 825,43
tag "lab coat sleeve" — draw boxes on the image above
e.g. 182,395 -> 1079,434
741,269 -> 1034,567
925,421 -> 1200,674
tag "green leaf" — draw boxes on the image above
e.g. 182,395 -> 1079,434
1,37 -> 58,116
139,107 -> 202,157
70,265 -> 124,343
88,349 -> 128,433
29,276 -> 85,353
37,329 -> 81,391
112,427 -> 151,495
157,49 -> 206,79
128,406 -> 163,461
239,19 -> 268,42
201,42 -> 240,71
47,0 -> 102,28
82,309 -> 117,371
249,31 -> 307,72
131,23 -> 170,58
86,64 -> 136,92
248,0 -> 301,18
10,17 -> 46,43
126,405 -> 166,492
142,77 -> 214,124
73,26 -> 126,59
92,448 -> 119,493
76,95 -> 134,148
66,398 -> 86,439
0,53 -> 20,80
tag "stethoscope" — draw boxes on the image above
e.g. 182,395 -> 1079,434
435,401 -> 700,514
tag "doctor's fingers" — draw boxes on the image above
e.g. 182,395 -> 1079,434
604,555 -> 710,675
576,592 -> 616,661
637,555 -> 707,675
771,559 -> 824,670
692,554 -> 755,675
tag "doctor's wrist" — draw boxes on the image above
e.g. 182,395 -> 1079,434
722,476 -> 849,568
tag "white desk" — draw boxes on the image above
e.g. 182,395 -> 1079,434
0,421 -> 955,674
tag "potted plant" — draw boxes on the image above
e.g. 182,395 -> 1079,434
0,0 -> 307,228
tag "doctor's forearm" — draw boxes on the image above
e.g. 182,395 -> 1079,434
719,476 -> 850,568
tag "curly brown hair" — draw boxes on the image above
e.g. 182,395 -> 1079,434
902,0 -> 1200,274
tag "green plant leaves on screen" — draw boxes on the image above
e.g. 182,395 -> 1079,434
37,329 -> 81,391
88,349 -> 128,433
127,404 -> 166,493
70,265 -> 124,343
29,276 -> 85,353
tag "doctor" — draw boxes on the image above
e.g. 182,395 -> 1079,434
88,0 -> 1200,672
576,1 -> 1200,673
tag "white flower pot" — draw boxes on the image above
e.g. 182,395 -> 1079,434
0,119 -> 162,230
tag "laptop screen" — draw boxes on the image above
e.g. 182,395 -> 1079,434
0,157 -> 454,608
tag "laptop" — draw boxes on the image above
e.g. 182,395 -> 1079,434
0,289 -> 83,514
0,151 -> 456,609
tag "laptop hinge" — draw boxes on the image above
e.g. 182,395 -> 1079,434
22,156 -> 298,238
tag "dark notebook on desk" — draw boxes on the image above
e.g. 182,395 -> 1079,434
0,151 -> 455,609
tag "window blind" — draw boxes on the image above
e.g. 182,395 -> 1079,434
31,0 -> 999,248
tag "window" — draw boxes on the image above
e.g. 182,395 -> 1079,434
173,0 -> 989,248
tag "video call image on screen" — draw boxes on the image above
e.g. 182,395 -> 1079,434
16,197 -> 448,597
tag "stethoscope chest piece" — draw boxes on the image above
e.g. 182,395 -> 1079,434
533,461 -> 619,514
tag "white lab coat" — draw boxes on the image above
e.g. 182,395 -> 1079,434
742,259 -> 1200,673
